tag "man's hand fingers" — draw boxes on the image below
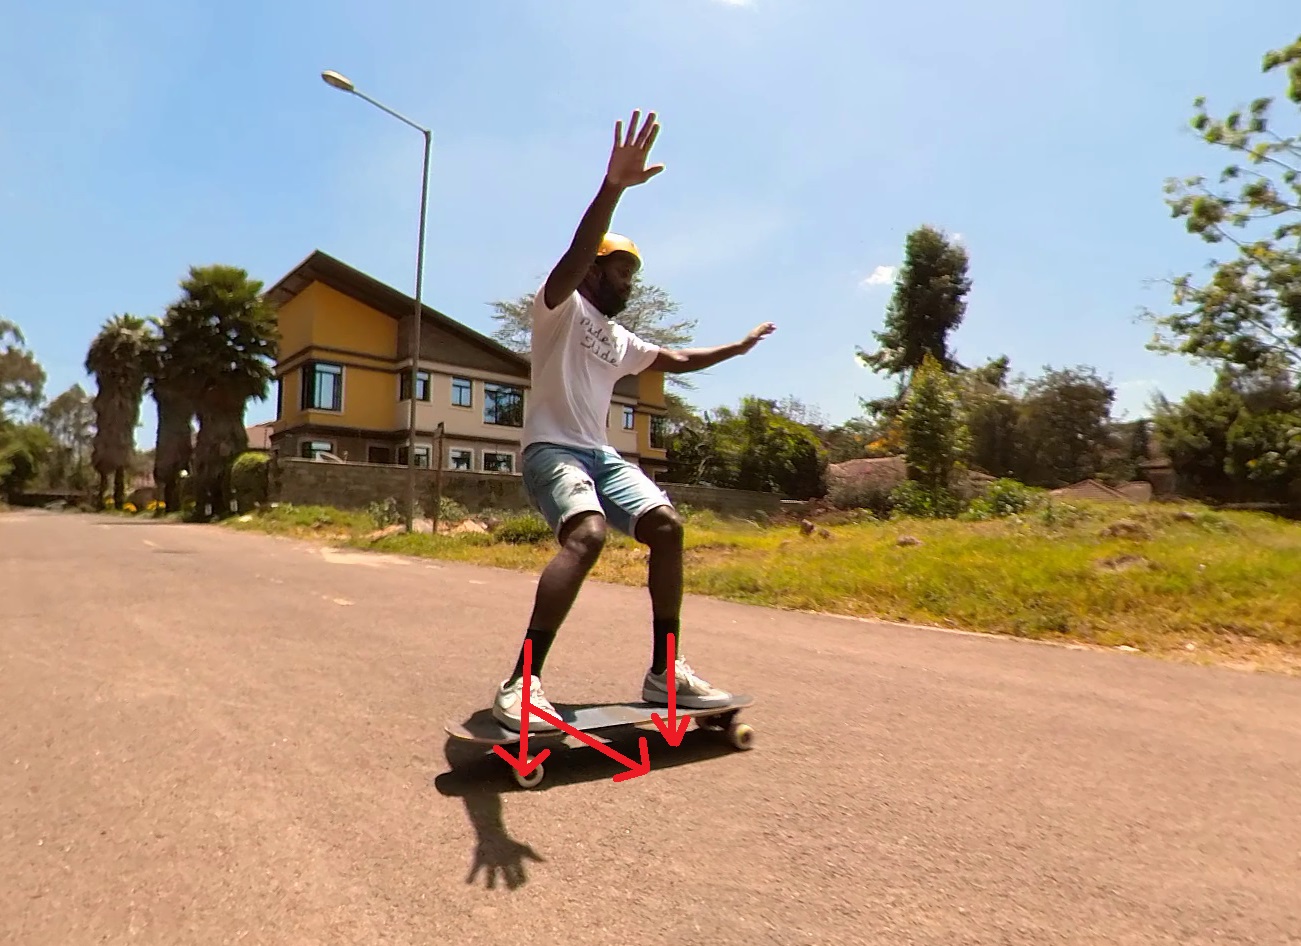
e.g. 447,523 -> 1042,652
637,113 -> 659,149
625,110 -> 641,146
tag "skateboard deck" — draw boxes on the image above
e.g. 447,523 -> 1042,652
446,694 -> 754,745
444,695 -> 756,788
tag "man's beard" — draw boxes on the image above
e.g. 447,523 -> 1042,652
592,277 -> 630,317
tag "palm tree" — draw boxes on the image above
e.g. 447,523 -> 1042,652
144,312 -> 194,516
84,314 -> 153,509
161,264 -> 278,520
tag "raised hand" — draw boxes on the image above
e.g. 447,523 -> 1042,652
606,110 -> 664,188
740,321 -> 776,352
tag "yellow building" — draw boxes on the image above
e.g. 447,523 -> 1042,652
263,250 -> 670,479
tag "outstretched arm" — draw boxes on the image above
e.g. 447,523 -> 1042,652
650,322 -> 777,373
543,111 -> 664,311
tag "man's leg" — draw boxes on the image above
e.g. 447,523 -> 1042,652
594,451 -> 731,708
634,506 -> 684,675
508,510 -> 607,683
493,444 -> 607,730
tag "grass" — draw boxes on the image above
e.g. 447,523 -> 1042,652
219,498 -> 1301,675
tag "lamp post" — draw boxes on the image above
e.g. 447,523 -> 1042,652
321,69 -> 432,533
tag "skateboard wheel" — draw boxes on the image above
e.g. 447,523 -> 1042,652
727,723 -> 755,750
513,764 -> 545,789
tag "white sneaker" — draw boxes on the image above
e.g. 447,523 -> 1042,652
492,675 -> 560,732
642,656 -> 732,709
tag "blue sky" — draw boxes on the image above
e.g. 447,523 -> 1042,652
2,0 -> 1297,449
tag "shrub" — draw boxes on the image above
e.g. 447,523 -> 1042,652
983,478 -> 1039,516
437,496 -> 469,523
368,497 -> 404,529
889,481 -> 964,519
1037,498 -> 1093,528
231,452 -> 270,511
493,511 -> 554,544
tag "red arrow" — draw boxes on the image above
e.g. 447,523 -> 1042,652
527,705 -> 652,783
492,639 -> 551,779
651,633 -> 690,747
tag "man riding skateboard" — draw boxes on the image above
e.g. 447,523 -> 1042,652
492,110 -> 776,731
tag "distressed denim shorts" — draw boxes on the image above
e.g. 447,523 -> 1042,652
521,441 -> 672,539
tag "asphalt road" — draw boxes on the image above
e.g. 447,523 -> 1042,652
3,508 -> 1300,945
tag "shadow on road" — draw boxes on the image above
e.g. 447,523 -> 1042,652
433,719 -> 751,891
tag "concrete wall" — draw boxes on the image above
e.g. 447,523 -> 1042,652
271,457 -> 528,514
658,482 -> 793,518
270,457 -> 792,519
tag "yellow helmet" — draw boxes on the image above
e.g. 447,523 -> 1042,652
597,233 -> 641,267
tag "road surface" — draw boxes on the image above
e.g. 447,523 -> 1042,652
2,508 -> 1299,945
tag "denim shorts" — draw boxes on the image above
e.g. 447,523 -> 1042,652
521,441 -> 672,539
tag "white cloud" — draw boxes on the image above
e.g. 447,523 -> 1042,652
860,265 -> 897,288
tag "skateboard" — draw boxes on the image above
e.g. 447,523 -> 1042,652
444,695 -> 755,789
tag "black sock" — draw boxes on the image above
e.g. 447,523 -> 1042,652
509,628 -> 557,683
651,618 -> 679,675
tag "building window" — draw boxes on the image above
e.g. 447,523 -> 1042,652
650,415 -> 668,449
622,406 -> 635,430
367,445 -> 392,464
482,452 -> 514,473
301,362 -> 342,412
451,377 -> 472,408
397,444 -> 431,468
301,440 -> 334,459
449,448 -> 473,470
399,370 -> 431,402
483,383 -> 524,427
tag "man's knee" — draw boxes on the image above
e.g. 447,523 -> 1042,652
560,512 -> 608,564
637,506 -> 683,549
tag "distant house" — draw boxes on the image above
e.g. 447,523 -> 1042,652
260,250 -> 670,479
245,421 -> 273,452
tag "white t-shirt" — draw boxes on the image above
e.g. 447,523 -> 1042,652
521,284 -> 661,451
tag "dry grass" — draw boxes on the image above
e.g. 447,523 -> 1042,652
225,500 -> 1301,675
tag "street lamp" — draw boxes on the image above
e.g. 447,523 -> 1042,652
321,69 -> 432,533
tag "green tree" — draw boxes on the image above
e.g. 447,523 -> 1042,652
1151,380 -> 1245,502
1130,418 -> 1153,464
856,225 -> 972,420
1145,35 -> 1301,384
38,384 -> 95,490
662,396 -> 827,499
1152,368 -> 1301,503
489,276 -> 698,389
1226,407 -> 1301,496
1012,366 -> 1116,488
819,416 -> 879,463
160,265 -> 278,520
85,314 -> 152,508
0,319 -> 45,423
899,353 -> 969,494
0,423 -> 53,501
953,356 -> 1020,479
